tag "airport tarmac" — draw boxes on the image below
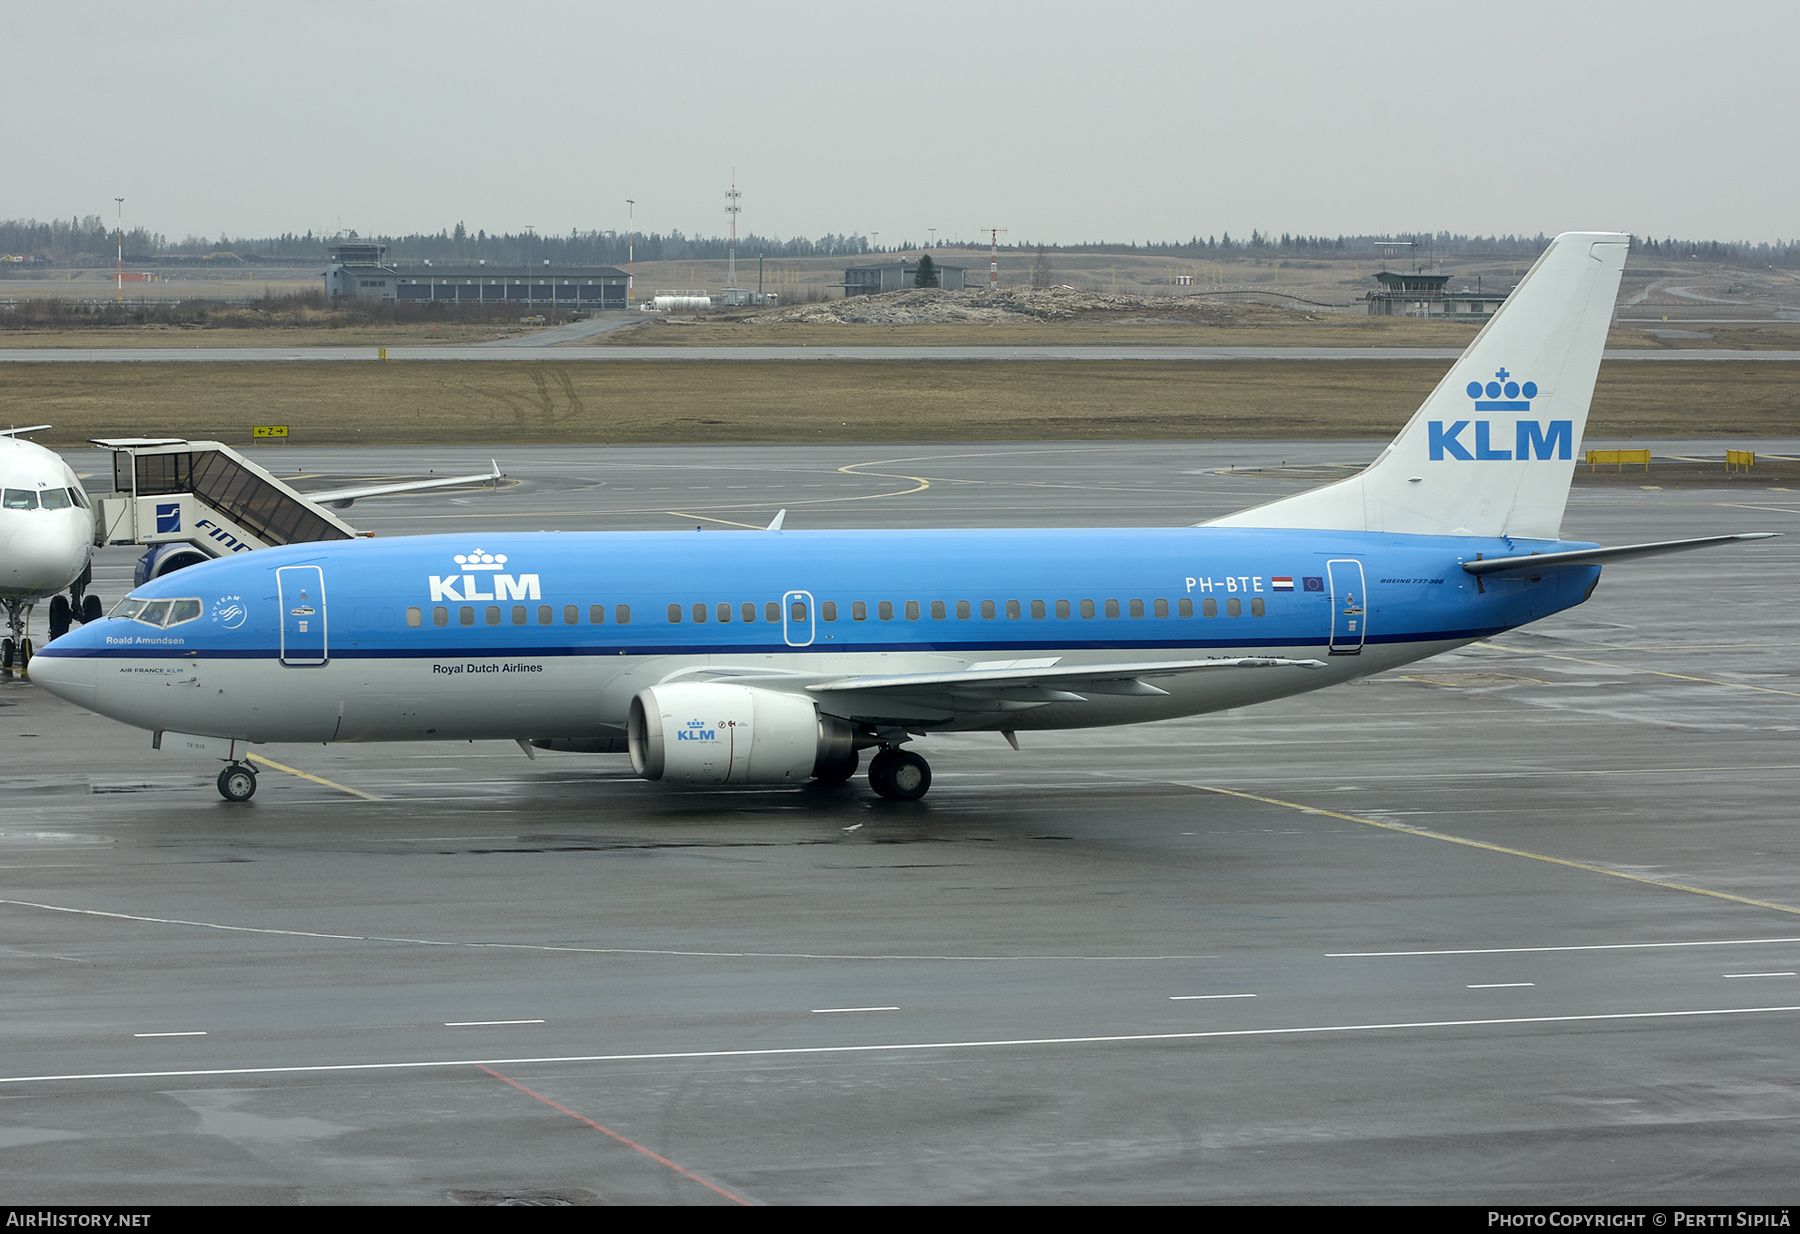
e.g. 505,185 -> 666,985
2,344 -> 1798,363
3,441 -> 1797,1205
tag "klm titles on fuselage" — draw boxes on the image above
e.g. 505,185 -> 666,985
1429,368 -> 1573,461
427,548 -> 541,603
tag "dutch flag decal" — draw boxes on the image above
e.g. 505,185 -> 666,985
1272,576 -> 1295,591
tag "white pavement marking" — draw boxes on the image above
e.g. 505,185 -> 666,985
13,1005 -> 1800,1086
444,1019 -> 547,1026
1329,937 -> 1800,958
1722,972 -> 1797,979
811,1007 -> 899,1014
132,1031 -> 206,1038
1468,983 -> 1536,989
1170,994 -> 1257,1000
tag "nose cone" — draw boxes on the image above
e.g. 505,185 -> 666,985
0,515 -> 88,599
27,641 -> 97,708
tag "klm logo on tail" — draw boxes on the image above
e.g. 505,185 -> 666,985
1429,368 -> 1571,461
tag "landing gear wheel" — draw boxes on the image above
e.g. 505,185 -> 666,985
217,763 -> 257,802
868,748 -> 931,801
1,638 -> 11,670
48,596 -> 71,641
814,748 -> 860,784
80,594 -> 103,624
16,639 -> 29,669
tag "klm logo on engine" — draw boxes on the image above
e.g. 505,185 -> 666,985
677,719 -> 717,742
1429,368 -> 1571,461
427,547 -> 541,603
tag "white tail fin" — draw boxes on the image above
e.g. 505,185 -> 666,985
1210,232 -> 1629,540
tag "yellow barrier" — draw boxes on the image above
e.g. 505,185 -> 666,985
1585,449 -> 1651,472
1726,449 -> 1755,472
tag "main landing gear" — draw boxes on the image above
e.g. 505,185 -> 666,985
868,747 -> 931,802
217,762 -> 258,802
53,565 -> 103,642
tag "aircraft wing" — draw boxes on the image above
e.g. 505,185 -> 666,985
804,657 -> 1325,715
306,462 -> 504,508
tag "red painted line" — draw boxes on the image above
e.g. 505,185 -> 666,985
477,1064 -> 752,1206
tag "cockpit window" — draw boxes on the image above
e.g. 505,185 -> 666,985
38,488 -> 70,510
68,486 -> 91,509
109,597 -> 204,628
3,489 -> 39,510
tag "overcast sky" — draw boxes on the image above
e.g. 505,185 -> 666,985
8,0 -> 1796,246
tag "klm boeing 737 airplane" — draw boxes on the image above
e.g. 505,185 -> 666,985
29,233 -> 1772,802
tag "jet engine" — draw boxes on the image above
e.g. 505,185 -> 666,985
627,683 -> 855,785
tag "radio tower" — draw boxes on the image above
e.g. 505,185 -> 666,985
983,227 -> 1007,292
725,173 -> 741,291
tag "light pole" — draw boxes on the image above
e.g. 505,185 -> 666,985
524,225 -> 535,306
625,199 -> 635,307
114,197 -> 124,301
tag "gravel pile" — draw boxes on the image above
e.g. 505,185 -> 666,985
747,287 -> 1315,326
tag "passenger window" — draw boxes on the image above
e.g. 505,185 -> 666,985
1202,598 -> 1216,618
1006,600 -> 1021,619
879,601 -> 893,621
460,607 -> 475,626
692,603 -> 707,623
852,601 -> 867,622
1080,599 -> 1095,618
512,606 -> 527,625
905,600 -> 919,620
790,600 -> 807,622
587,604 -> 602,624
1031,599 -> 1046,619
1154,599 -> 1168,618
977,600 -> 992,619
1104,599 -> 1119,618
1179,598 -> 1192,617
667,604 -> 682,623
433,606 -> 448,627
1129,599 -> 1144,618
717,602 -> 732,623
1251,597 -> 1265,616
407,607 -> 423,627
2,489 -> 38,510
39,489 -> 69,510
1056,599 -> 1070,619
955,600 -> 971,619
615,605 -> 630,624
765,601 -> 780,623
1227,598 -> 1241,617
487,606 -> 502,626
538,606 -> 552,625
822,601 -> 838,622
741,602 -> 756,623
931,601 -> 946,620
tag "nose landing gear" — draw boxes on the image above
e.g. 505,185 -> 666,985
2,599 -> 32,671
217,763 -> 258,802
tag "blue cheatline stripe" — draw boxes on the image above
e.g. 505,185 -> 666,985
38,627 -> 1509,662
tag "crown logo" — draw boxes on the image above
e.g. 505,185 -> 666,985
1466,368 -> 1537,410
453,549 -> 508,572
686,718 -> 707,729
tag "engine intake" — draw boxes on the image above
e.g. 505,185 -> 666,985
627,683 -> 853,785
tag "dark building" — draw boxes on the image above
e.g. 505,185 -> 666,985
1366,269 -> 1506,318
842,260 -> 968,296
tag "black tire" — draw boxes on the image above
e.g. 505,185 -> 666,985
217,764 -> 257,803
81,594 -> 103,623
17,638 -> 29,668
868,748 -> 931,801
814,748 -> 860,784
48,596 -> 71,641
1,638 -> 11,670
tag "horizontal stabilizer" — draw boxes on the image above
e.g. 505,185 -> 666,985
307,464 -> 505,508
1462,533 -> 1777,576
0,424 -> 51,437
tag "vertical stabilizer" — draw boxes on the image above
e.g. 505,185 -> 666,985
1209,232 -> 1629,539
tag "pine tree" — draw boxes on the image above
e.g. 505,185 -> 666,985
914,254 -> 939,287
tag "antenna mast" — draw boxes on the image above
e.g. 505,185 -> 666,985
983,227 -> 1007,292
725,173 -> 741,290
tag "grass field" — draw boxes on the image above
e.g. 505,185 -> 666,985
8,358 -> 1795,449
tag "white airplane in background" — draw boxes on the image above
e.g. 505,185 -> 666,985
0,426 -> 100,668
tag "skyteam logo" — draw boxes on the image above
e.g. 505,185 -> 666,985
1429,368 -> 1572,461
677,719 -> 718,742
427,547 -> 541,603
211,595 -> 248,630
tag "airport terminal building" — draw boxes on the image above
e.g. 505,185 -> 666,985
325,244 -> 628,309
